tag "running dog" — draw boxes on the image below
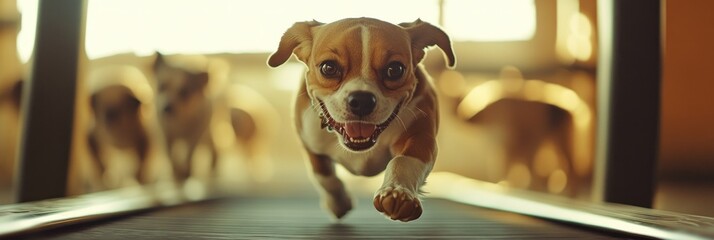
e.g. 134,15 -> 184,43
269,18 -> 455,222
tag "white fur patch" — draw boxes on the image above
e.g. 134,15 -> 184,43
361,25 -> 371,78
379,155 -> 434,196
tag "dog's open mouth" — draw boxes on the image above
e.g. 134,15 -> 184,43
318,100 -> 402,151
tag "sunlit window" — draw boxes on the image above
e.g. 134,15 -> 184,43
16,0 -> 36,62
17,0 -> 538,60
442,0 -> 536,42
17,0 -> 439,60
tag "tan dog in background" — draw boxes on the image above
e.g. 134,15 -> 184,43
269,18 -> 455,222
152,53 -> 276,184
87,66 -> 154,189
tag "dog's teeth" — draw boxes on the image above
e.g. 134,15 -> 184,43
350,138 -> 369,143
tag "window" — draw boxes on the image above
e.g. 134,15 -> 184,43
17,0 -> 541,60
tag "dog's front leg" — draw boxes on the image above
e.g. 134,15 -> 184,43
374,126 -> 436,222
307,152 -> 353,220
134,135 -> 149,184
166,137 -> 192,182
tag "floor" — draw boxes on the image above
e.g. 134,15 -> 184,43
20,197 -> 638,239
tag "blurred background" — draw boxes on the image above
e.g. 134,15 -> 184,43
0,0 -> 712,217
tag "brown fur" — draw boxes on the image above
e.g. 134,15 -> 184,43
391,68 -> 439,164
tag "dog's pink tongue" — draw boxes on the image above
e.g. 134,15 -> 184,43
345,122 -> 376,139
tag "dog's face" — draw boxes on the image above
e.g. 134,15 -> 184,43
269,18 -> 454,152
91,85 -> 142,147
307,19 -> 415,152
152,53 -> 209,125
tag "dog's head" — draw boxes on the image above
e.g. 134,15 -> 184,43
151,52 -> 210,122
91,85 -> 143,147
89,65 -> 152,146
269,18 -> 454,152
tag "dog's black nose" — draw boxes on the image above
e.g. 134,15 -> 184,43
163,105 -> 174,115
348,91 -> 376,117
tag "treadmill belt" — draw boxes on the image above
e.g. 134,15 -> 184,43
22,197 -> 635,239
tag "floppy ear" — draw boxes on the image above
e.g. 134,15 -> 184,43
268,20 -> 323,67
125,94 -> 141,111
399,19 -> 456,68
193,72 -> 209,89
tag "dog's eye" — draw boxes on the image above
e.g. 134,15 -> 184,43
385,62 -> 405,80
105,108 -> 120,123
320,61 -> 341,79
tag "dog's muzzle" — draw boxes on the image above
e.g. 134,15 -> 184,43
319,100 -> 402,152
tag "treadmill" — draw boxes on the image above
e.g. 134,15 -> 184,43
4,0 -> 713,239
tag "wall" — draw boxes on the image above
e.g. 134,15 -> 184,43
660,0 -> 714,179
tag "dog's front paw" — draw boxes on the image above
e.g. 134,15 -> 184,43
322,193 -> 353,220
373,186 -> 422,222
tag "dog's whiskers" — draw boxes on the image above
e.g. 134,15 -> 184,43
295,91 -> 308,97
406,108 -> 419,119
310,103 -> 322,113
395,115 -> 408,132
318,98 -> 341,117
415,107 -> 429,117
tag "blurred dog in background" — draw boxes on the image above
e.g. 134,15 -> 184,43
151,53 -> 276,185
86,66 -> 156,189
